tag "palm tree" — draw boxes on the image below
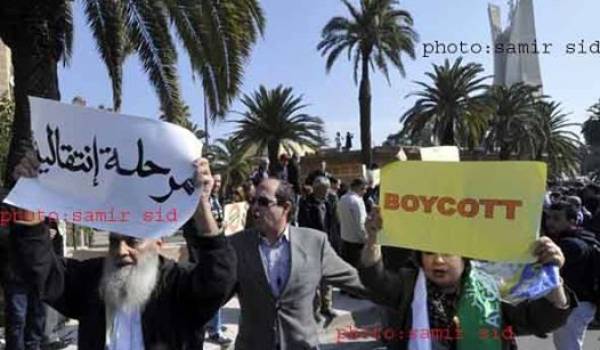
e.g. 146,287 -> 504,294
483,83 -> 540,160
0,0 -> 264,186
400,58 -> 489,147
159,104 -> 205,140
384,122 -> 434,147
534,100 -> 581,178
582,99 -> 600,147
318,0 -> 418,165
208,138 -> 252,199
231,85 -> 326,171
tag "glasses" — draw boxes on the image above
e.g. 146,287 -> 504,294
251,196 -> 279,207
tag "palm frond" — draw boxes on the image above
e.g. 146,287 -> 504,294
83,0 -> 127,111
231,85 -> 325,165
125,0 -> 185,123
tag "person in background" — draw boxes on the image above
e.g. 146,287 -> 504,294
202,174 -> 231,346
545,201 -> 598,350
327,177 -> 342,255
3,215 -> 47,350
287,154 -> 301,194
338,182 -> 349,198
581,183 -> 600,213
329,177 -> 341,195
231,186 -> 246,203
566,196 -> 587,226
41,219 -> 69,349
337,178 -> 368,269
275,154 -> 290,181
251,158 -> 270,186
583,195 -> 600,236
297,176 -> 339,322
242,181 -> 256,229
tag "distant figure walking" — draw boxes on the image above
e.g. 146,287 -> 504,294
344,132 -> 353,151
335,132 -> 342,151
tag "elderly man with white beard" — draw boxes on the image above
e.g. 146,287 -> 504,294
7,151 -> 236,350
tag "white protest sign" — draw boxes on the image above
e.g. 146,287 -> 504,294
3,97 -> 203,239
419,146 -> 460,161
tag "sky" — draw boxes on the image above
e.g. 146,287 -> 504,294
59,0 -> 600,149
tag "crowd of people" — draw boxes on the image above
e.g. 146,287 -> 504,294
1,150 -> 599,349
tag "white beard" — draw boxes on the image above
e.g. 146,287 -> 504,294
99,250 -> 159,313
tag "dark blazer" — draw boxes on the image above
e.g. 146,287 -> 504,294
229,226 -> 367,350
10,222 -> 237,350
359,260 -> 575,350
297,194 -> 335,236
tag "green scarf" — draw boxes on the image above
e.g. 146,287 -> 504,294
457,266 -> 503,350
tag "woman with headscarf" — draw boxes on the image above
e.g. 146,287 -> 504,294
358,208 -> 575,350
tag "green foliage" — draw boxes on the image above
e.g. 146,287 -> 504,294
533,100 -> 581,178
231,85 -> 326,166
208,138 -> 252,198
0,94 -> 14,187
582,99 -> 600,147
400,58 -> 490,147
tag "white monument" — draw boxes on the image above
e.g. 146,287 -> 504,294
488,0 -> 543,90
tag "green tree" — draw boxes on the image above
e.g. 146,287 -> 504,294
534,100 -> 581,178
208,138 -> 252,199
582,99 -> 600,147
0,0 -> 264,186
160,104 -> 205,140
0,94 -> 14,187
483,83 -> 541,160
231,85 -> 326,171
400,58 -> 489,147
318,0 -> 418,165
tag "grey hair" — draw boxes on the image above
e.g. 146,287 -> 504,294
312,176 -> 331,188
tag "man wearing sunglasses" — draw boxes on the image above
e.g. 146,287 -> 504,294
195,176 -> 368,349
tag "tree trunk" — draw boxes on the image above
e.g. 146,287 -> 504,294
359,52 -> 372,166
267,140 -> 280,175
440,121 -> 455,146
2,5 -> 61,188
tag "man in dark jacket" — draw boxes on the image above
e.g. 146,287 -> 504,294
8,155 -> 236,350
297,176 -> 339,320
545,201 -> 598,350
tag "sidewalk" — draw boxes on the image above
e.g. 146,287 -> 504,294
203,290 -> 381,350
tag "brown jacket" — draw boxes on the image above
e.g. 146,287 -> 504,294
359,260 -> 576,350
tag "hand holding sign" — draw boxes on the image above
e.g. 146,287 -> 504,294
191,158 -> 221,237
365,206 -> 382,247
12,147 -> 40,181
193,158 -> 213,200
532,236 -> 565,268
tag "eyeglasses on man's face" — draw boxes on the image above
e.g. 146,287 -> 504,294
251,196 -> 280,208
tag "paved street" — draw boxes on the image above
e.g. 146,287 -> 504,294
3,289 -> 598,349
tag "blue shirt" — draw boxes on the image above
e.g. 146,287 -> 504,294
258,226 -> 291,298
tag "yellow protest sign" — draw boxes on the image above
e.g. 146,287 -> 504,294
378,161 -> 546,262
